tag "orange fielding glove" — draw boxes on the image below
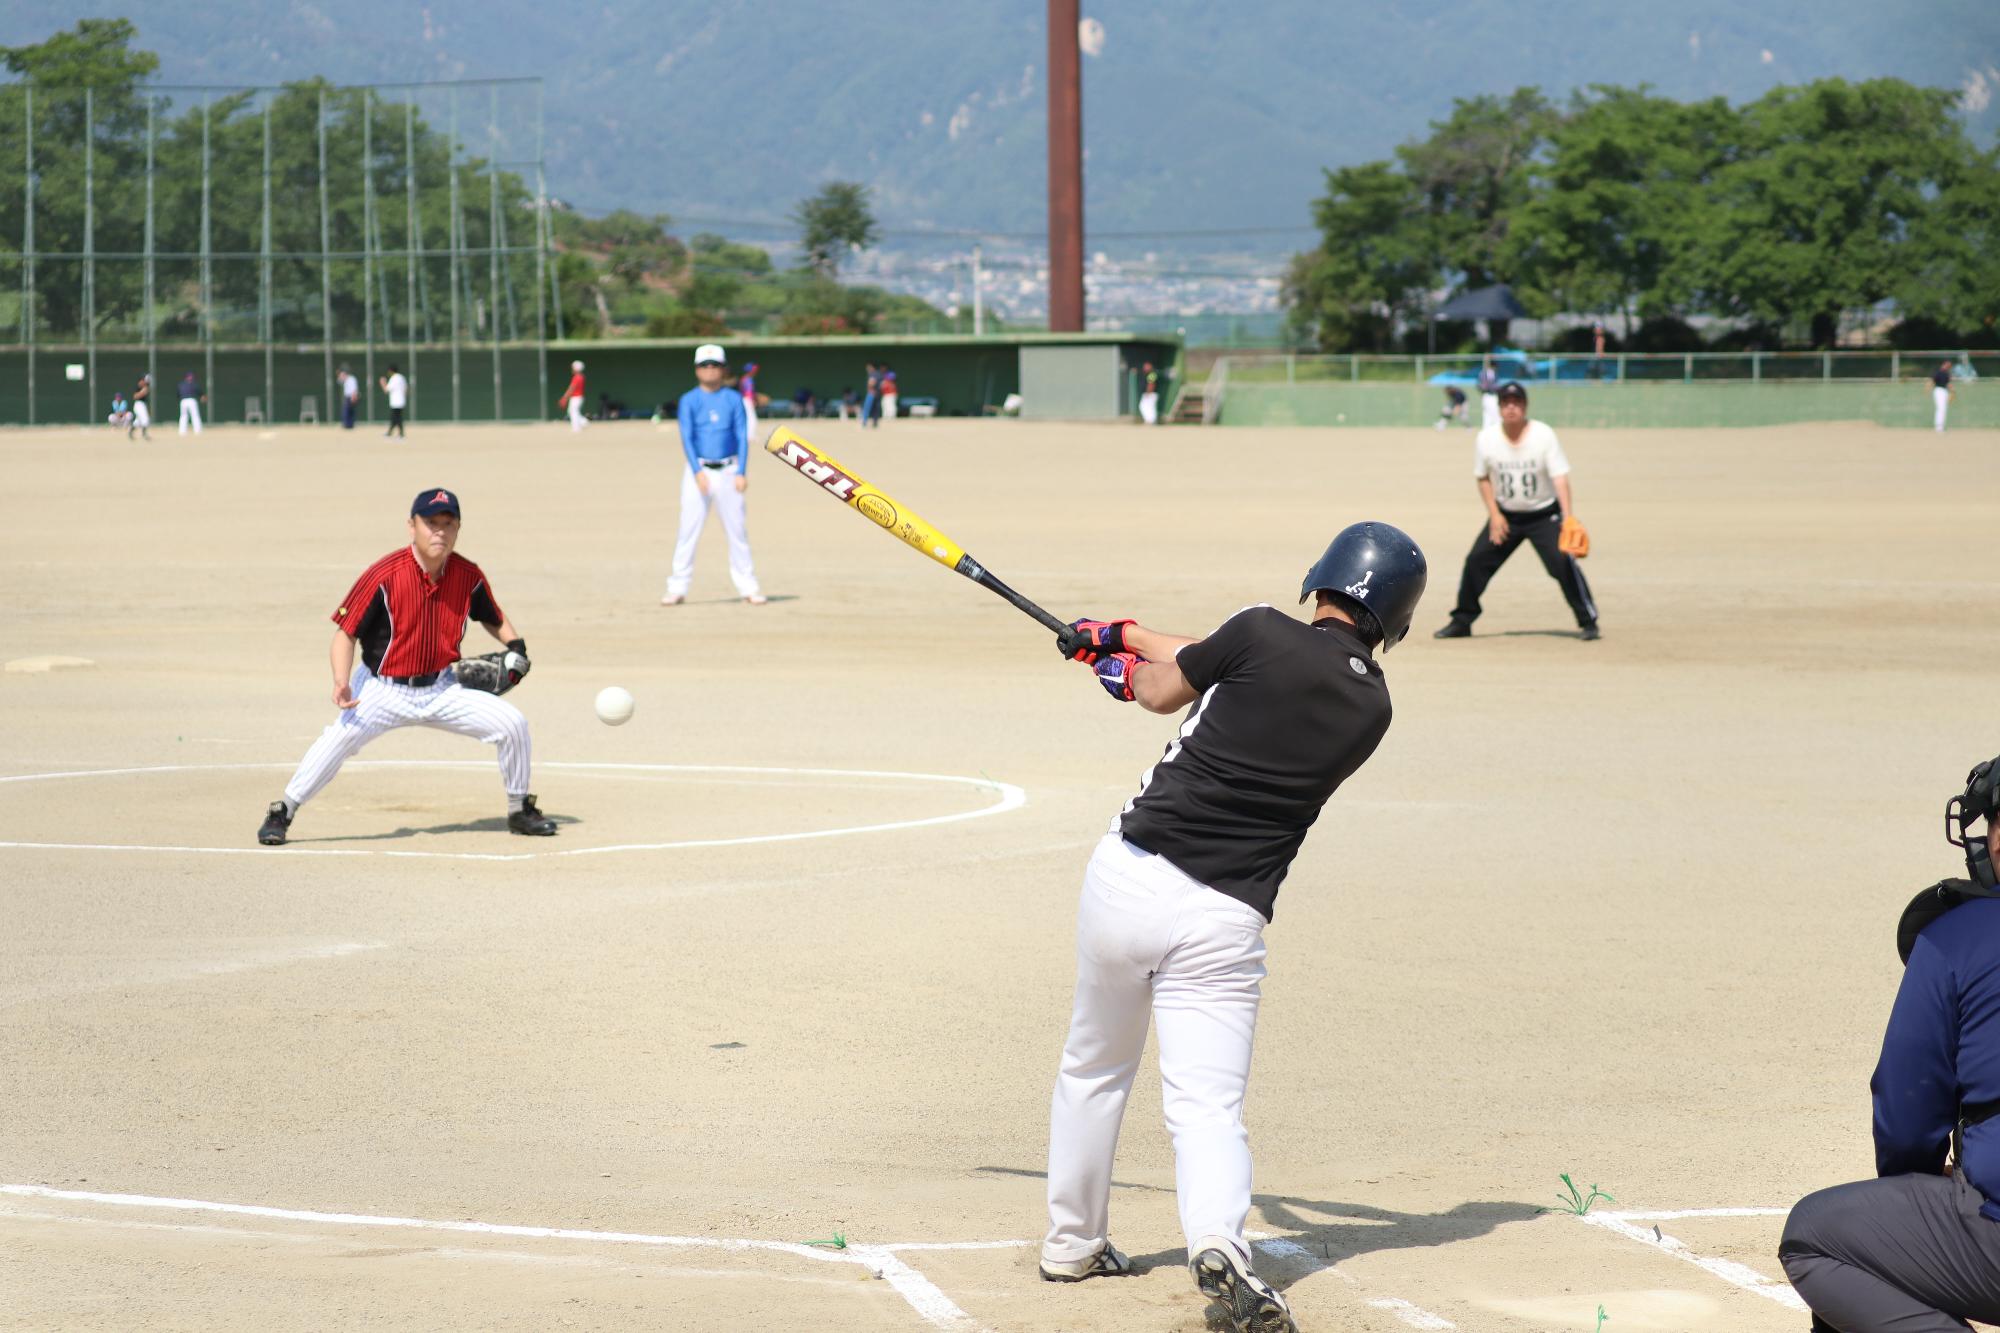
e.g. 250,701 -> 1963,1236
1558,516 -> 1590,558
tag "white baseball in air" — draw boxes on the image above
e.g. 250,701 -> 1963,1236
594,686 -> 635,726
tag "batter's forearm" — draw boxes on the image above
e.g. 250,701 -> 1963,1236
1123,624 -> 1198,662
329,629 -> 357,687
1132,660 -> 1198,714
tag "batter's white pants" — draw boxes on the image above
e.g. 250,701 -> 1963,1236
667,461 -> 761,600
568,397 -> 587,432
282,665 -> 533,807
1044,833 -> 1268,1269
179,398 -> 202,433
1935,386 -> 1951,432
1480,392 -> 1498,429
1139,391 -> 1159,425
132,401 -> 150,430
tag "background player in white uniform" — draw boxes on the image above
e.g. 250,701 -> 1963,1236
1931,360 -> 1956,432
1040,524 -> 1427,1333
1433,380 -> 1599,641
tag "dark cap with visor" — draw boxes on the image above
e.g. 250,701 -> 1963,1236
410,487 -> 461,517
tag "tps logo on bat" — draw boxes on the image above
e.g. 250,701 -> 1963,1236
772,438 -> 861,501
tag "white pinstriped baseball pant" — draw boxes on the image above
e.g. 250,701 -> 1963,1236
1044,833 -> 1268,1269
282,665 -> 533,807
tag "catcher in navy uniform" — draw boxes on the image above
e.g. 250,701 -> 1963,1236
1038,523 -> 1427,1333
1781,757 -> 2000,1331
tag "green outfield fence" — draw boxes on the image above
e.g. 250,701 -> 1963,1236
1206,351 -> 1999,429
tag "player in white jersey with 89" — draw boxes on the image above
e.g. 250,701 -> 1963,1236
1433,380 -> 1599,641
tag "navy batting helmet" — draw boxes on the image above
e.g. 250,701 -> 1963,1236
1299,522 -> 1427,651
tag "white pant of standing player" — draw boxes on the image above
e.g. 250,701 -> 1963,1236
132,401 -> 150,431
568,396 -> 587,432
743,399 -> 759,447
1044,833 -> 1268,1271
179,398 -> 202,433
281,665 -> 533,808
1935,385 -> 1951,433
881,392 -> 897,422
667,461 -> 761,600
1139,391 -> 1159,425
1480,392 -> 1498,429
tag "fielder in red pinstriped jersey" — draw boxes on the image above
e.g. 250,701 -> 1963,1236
257,488 -> 560,846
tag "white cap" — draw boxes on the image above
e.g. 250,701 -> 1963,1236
694,343 -> 726,366
571,360 -> 583,371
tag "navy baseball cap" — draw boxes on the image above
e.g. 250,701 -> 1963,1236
410,487 -> 461,517
1497,380 -> 1529,403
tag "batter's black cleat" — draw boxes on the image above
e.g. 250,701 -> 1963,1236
1579,624 -> 1601,641
1432,620 -> 1472,639
507,795 -> 557,836
1190,1245 -> 1297,1333
257,801 -> 291,846
1039,1242 -> 1133,1282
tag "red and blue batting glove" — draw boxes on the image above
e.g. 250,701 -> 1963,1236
1095,652 -> 1141,702
1058,617 -> 1135,664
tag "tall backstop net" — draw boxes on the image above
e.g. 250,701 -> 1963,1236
0,77 -> 550,426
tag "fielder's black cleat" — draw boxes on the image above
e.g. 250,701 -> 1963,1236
507,795 -> 557,836
1432,620 -> 1471,639
1039,1243 -> 1134,1282
1579,624 -> 1601,641
1190,1246 -> 1297,1333
257,801 -> 291,846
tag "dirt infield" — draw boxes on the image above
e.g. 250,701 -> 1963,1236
3,415 -> 1994,1330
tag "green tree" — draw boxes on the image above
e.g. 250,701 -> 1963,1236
793,181 -> 877,278
1695,78 -> 1969,346
1505,87 -> 1736,330
1896,139 -> 2000,339
1284,161 -> 1436,351
0,20 -> 159,338
1395,88 -> 1557,294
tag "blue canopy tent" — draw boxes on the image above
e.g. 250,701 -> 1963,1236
1432,284 -> 1529,350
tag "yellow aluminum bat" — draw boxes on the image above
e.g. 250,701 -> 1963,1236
763,426 -> 1068,634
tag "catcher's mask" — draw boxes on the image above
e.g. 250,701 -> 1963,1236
1896,756 -> 2000,962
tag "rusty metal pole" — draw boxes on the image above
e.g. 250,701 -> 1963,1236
1046,0 -> 1083,332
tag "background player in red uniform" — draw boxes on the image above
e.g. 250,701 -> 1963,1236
256,488 -> 558,846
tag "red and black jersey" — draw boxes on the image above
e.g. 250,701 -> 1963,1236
331,547 -> 504,677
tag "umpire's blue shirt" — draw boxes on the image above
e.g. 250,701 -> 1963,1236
1873,895 -> 2000,1219
677,386 -> 747,474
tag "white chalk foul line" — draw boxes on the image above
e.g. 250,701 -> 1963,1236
1253,1236 -> 1455,1328
0,1184 -> 998,1331
1575,1210 -> 1807,1312
0,761 -> 1026,862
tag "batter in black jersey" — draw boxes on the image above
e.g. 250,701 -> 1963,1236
1036,523 -> 1428,1333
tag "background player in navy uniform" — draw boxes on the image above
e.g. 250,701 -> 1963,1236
1039,523 -> 1427,1333
1434,380 -> 1599,641
256,488 -> 557,846
1781,758 -> 2000,1331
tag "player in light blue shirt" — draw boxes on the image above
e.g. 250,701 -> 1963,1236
663,344 -> 765,606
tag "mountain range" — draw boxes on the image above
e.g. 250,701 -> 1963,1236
5,1 -> 1997,261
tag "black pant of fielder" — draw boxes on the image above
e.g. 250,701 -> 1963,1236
1781,1171 -> 2000,1332
1448,505 -> 1597,629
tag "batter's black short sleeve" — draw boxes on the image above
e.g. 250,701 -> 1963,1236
1173,607 -> 1266,693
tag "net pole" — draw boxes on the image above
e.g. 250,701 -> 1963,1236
22,86 -> 33,426
362,88 -> 374,425
404,97 -> 417,423
84,87 -> 95,424
144,96 -> 156,401
488,85 -> 501,421
448,86 -> 461,422
201,94 -> 213,426
318,88 -> 334,425
261,99 -> 273,421
533,80 -> 548,412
